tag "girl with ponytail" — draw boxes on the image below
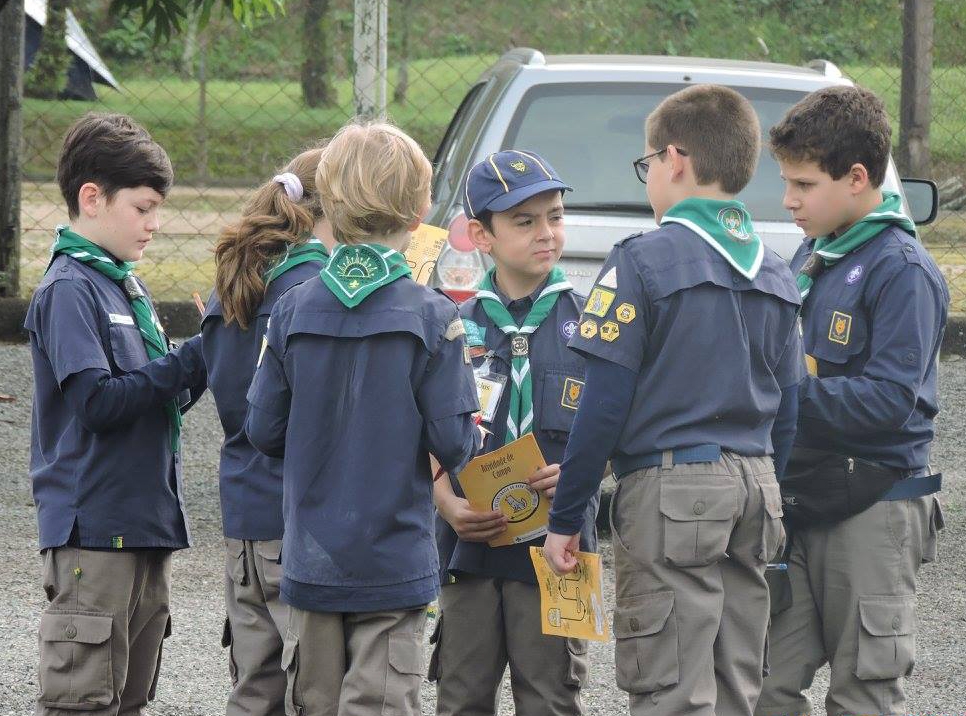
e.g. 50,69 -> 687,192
200,145 -> 331,715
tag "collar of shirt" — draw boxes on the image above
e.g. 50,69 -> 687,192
491,273 -> 551,325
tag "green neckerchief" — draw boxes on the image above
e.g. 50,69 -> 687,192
264,235 -> 329,285
48,226 -> 181,452
476,266 -> 572,444
319,242 -> 412,308
660,197 -> 764,280
797,191 -> 916,299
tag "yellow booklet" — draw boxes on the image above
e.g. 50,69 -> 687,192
529,547 -> 609,641
457,433 -> 550,547
406,223 -> 449,285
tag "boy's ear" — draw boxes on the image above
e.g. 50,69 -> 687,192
77,182 -> 102,217
467,218 -> 493,254
407,197 -> 432,232
666,145 -> 688,183
846,163 -> 871,195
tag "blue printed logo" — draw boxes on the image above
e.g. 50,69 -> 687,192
846,265 -> 864,285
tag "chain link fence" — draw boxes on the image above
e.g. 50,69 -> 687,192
13,0 -> 966,310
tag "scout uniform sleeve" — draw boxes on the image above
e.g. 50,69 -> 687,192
775,317 -> 806,390
32,279 -> 111,385
799,263 -> 944,433
417,310 -> 480,473
566,243 -> 651,372
245,314 -> 291,457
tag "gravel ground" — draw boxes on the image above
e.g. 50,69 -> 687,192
0,341 -> 963,716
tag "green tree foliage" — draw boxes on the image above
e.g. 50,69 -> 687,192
109,0 -> 284,40
24,0 -> 71,100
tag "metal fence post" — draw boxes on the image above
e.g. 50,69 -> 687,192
0,0 -> 24,298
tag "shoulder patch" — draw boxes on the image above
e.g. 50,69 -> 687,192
444,318 -> 466,341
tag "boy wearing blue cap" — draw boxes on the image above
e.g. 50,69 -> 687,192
542,85 -> 803,716
431,150 -> 597,716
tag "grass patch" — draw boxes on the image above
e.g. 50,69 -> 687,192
22,55 -> 496,184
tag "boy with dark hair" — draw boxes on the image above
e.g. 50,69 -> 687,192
755,85 -> 947,716
25,112 -> 206,715
430,150 -> 597,716
543,84 -> 803,716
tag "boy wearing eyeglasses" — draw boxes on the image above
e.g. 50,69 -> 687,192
542,84 -> 803,716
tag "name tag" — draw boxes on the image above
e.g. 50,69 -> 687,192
109,313 -> 135,326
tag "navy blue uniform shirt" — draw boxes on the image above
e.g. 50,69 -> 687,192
25,254 -> 202,550
245,275 -> 480,613
201,261 -> 322,540
436,280 -> 598,586
567,224 -> 804,459
793,226 -> 948,469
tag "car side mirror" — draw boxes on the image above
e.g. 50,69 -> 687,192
901,178 -> 938,225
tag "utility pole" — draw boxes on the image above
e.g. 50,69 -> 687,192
0,0 -> 24,297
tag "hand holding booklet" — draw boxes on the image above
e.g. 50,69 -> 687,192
457,433 -> 550,547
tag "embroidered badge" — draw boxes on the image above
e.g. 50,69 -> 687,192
509,160 -> 528,173
615,303 -> 636,323
560,319 -> 578,340
600,321 -> 620,342
717,206 -> 752,243
462,319 -> 486,347
828,311 -> 852,345
327,244 -> 385,293
561,377 -> 585,410
598,266 -> 618,289
444,318 -> 466,341
846,265 -> 864,285
579,319 -> 598,339
112,536 -> 123,549
584,287 -> 616,317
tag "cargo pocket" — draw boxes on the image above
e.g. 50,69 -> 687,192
384,631 -> 424,715
613,591 -> 678,694
38,611 -> 114,708
563,638 -> 589,688
147,615 -> 172,701
855,595 -> 917,680
226,538 -> 248,586
659,481 -> 737,567
281,631 -> 303,715
756,474 -> 786,562
922,496 -> 945,564
426,614 -> 443,682
222,617 -> 238,687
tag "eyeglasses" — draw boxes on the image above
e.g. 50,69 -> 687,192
632,146 -> 689,183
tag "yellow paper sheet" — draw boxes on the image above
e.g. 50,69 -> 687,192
457,433 -> 549,547
529,547 -> 609,641
405,223 -> 449,285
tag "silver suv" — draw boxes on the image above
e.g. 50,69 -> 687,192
428,49 -> 937,297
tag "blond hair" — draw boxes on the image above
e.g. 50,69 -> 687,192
647,84 -> 761,194
214,144 -> 326,328
315,121 -> 432,245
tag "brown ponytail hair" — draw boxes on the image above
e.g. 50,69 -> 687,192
214,145 -> 325,328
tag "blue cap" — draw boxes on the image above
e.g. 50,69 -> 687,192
463,150 -> 572,219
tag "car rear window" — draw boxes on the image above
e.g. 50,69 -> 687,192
502,82 -> 808,222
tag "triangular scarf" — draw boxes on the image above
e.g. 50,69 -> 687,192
660,198 -> 764,280
48,226 -> 182,451
797,191 -> 916,299
264,235 -> 329,284
476,266 -> 572,444
319,243 -> 412,308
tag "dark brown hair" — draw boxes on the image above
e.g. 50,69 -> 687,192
769,85 -> 891,187
646,84 -> 761,194
57,112 -> 173,219
214,146 -> 326,328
